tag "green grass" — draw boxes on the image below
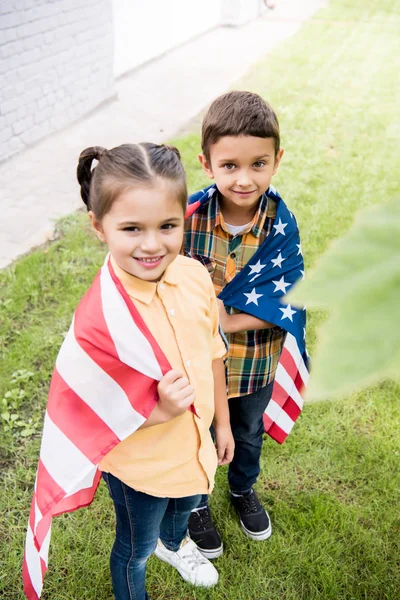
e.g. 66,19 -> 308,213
1,0 -> 400,598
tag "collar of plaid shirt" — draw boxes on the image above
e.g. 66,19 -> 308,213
198,186 -> 272,238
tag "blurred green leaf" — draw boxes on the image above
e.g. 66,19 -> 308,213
289,199 -> 400,400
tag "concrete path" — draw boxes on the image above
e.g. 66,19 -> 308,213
0,0 -> 325,268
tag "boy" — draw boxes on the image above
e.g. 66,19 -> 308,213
184,91 -> 307,558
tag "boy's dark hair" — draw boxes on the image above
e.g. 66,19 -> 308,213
201,91 -> 280,161
77,143 -> 187,220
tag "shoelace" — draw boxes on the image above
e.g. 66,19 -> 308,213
179,544 -> 209,571
237,492 -> 259,515
191,508 -> 213,530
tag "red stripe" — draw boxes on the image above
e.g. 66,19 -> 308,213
263,412 -> 273,432
271,380 -> 288,408
295,371 -> 306,393
279,347 -> 298,380
74,271 -> 115,354
23,555 -> 40,600
282,395 -> 302,421
53,470 -> 101,516
33,512 -> 51,551
280,347 -> 306,392
272,381 -> 302,421
33,471 -> 101,552
280,347 -> 300,382
47,369 -> 121,464
35,460 -> 65,519
40,557 -> 47,579
107,259 -> 171,375
185,200 -> 201,218
267,422 -> 288,444
74,272 -> 159,418
28,496 -> 36,538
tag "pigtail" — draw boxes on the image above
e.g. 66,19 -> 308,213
76,146 -> 107,210
140,142 -> 182,163
75,142 -> 186,219
160,144 -> 181,160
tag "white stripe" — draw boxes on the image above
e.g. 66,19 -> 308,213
25,525 -> 44,598
284,332 -> 309,385
57,324 -> 145,438
100,262 -> 163,380
39,526 -> 51,564
34,497 -> 43,531
40,412 -> 94,493
264,398 -> 283,421
264,399 -> 294,434
274,410 -> 295,434
275,363 -> 304,409
65,466 -> 98,498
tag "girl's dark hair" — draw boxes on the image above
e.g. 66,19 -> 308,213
76,143 -> 186,220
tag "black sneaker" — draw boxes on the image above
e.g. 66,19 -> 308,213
230,489 -> 272,540
188,507 -> 223,559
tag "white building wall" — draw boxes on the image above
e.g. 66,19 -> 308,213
0,0 -> 115,162
0,0 -> 265,162
113,0 -> 221,77
221,0 -> 267,26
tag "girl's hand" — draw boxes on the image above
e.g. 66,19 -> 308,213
157,369 -> 195,420
217,299 -> 232,333
214,424 -> 235,466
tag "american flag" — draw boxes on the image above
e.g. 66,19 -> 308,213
186,184 -> 309,444
23,257 -> 172,599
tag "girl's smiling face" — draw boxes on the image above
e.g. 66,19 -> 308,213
91,177 -> 185,281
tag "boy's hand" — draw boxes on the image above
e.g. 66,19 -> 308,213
214,423 -> 235,466
217,299 -> 232,333
157,369 -> 195,419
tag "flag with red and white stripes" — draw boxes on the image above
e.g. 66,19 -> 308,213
23,257 -> 171,599
188,184 -> 310,444
263,331 -> 309,443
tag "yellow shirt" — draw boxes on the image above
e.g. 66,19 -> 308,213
100,254 -> 226,498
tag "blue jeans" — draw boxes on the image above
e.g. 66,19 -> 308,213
102,472 -> 201,600
198,381 -> 273,507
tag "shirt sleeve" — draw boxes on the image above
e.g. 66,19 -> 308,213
207,276 -> 228,361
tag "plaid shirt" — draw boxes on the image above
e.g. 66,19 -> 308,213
184,191 -> 286,400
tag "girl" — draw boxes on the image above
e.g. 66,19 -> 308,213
23,143 -> 234,600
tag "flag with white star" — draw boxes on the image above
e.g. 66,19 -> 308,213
187,184 -> 309,444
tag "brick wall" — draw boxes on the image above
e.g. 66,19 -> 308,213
0,0 -> 115,162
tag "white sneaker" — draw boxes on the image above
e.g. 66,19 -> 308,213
154,536 -> 219,587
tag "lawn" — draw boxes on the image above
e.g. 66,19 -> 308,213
1,0 -> 399,598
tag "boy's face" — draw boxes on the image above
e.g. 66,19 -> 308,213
199,135 -> 283,220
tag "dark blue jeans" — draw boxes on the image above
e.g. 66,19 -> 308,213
102,472 -> 201,600
198,381 -> 273,507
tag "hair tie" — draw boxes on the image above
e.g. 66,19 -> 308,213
96,147 -> 107,161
